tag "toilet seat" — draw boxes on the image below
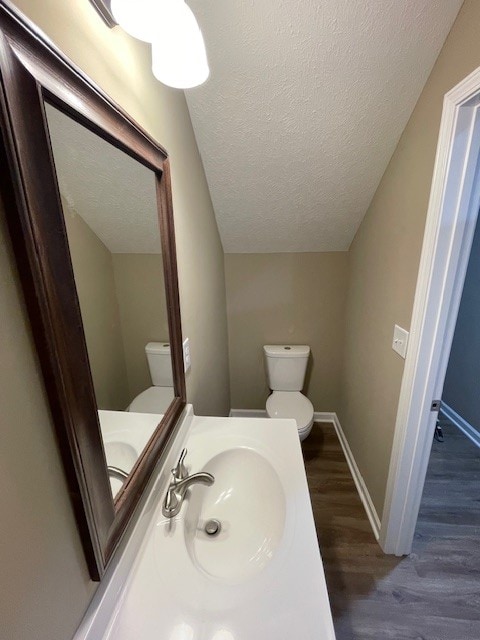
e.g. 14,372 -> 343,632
266,391 -> 314,431
128,386 -> 174,414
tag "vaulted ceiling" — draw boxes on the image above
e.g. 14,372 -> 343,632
186,0 -> 463,253
45,104 -> 161,254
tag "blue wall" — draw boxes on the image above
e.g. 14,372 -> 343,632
443,209 -> 480,435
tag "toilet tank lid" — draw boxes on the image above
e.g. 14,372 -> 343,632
263,345 -> 310,358
145,341 -> 170,355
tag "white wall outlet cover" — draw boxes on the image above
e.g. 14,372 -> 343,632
183,337 -> 191,373
392,324 -> 409,359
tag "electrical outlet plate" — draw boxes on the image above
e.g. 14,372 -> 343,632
183,337 -> 191,373
392,324 -> 409,359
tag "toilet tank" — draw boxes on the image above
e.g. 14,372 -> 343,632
145,342 -> 173,386
264,345 -> 310,391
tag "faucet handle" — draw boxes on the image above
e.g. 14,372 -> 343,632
163,483 -> 180,517
172,448 -> 188,481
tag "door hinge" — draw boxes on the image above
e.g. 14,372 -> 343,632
431,399 -> 442,412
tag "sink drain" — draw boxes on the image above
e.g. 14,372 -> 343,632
204,519 -> 221,536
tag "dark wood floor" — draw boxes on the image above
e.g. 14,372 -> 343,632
303,422 -> 480,640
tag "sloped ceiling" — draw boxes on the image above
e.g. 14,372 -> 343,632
186,0 -> 463,253
45,103 -> 161,254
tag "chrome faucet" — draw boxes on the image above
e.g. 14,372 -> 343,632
107,465 -> 129,482
162,448 -> 214,518
172,447 -> 188,481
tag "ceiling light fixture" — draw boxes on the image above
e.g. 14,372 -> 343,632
108,0 -> 209,89
151,1 -> 209,89
110,0 -> 157,42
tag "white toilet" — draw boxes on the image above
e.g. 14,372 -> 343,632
128,342 -> 174,414
264,345 -> 314,441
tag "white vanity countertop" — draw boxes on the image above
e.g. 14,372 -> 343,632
77,411 -> 336,640
97,417 -> 335,640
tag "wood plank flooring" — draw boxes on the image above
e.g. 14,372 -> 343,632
303,422 -> 480,640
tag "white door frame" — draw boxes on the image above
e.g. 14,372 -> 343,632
379,66 -> 480,555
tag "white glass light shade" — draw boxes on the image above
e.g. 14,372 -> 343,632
151,1 -> 209,89
111,0 -> 158,42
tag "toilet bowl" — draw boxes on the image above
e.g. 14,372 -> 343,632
263,345 -> 314,441
266,391 -> 314,441
128,386 -> 174,413
127,342 -> 174,414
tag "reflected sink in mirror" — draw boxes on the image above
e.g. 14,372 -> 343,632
184,448 -> 286,584
99,410 -> 165,497
104,441 -> 138,496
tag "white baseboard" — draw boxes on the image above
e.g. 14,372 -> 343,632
329,414 -> 381,539
313,411 -> 336,422
229,409 -> 338,420
440,401 -> 480,449
229,408 -> 380,540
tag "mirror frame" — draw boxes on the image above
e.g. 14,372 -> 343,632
0,3 -> 186,579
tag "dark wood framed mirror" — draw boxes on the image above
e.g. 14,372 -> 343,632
0,2 -> 186,579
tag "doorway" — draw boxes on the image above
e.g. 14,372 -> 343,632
440,210 -> 480,448
379,65 -> 480,555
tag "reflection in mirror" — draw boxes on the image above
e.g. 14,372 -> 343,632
45,104 -> 174,498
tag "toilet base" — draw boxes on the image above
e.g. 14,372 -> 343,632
298,420 -> 314,441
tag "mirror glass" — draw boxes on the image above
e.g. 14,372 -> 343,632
45,103 -> 174,498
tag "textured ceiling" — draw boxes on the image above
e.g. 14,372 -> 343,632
45,103 -> 161,254
186,0 -> 463,253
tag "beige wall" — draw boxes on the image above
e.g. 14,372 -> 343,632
64,203 -> 130,411
112,254 -> 170,400
1,2 -> 230,640
0,197 -> 96,639
338,0 -> 480,518
225,253 -> 349,411
64,201 -> 171,407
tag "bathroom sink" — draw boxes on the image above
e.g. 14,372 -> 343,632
104,441 -> 138,470
183,448 -> 286,584
98,410 -> 165,497
103,441 -> 138,496
103,414 -> 336,640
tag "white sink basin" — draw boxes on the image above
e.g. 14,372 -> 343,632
184,447 -> 286,584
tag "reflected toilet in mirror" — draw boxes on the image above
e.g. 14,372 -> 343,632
127,341 -> 174,413
45,103 -> 174,497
